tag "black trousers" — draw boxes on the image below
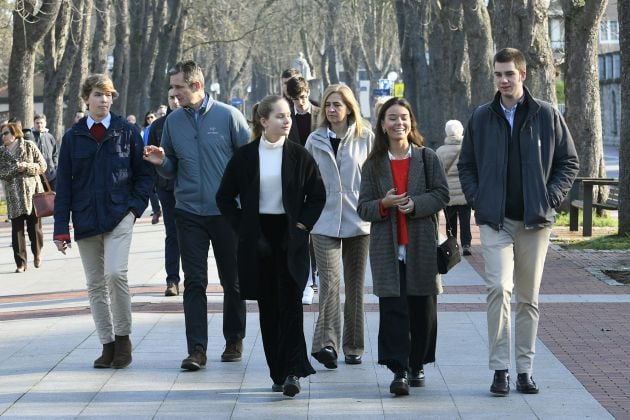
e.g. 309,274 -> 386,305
11,211 -> 43,268
157,186 -> 180,283
378,261 -> 437,373
445,205 -> 472,247
258,214 -> 315,384
174,209 -> 246,353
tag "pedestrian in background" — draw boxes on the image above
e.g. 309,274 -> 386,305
217,95 -> 325,397
147,88 -> 182,297
305,84 -> 373,369
436,119 -> 472,255
358,97 -> 448,396
0,121 -> 46,273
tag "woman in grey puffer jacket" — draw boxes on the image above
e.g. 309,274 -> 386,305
436,120 -> 472,255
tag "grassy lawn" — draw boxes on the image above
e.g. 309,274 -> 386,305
555,211 -> 617,228
0,199 -> 6,216
554,233 -> 630,250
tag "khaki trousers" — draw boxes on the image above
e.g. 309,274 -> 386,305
77,213 -> 135,344
479,218 -> 551,375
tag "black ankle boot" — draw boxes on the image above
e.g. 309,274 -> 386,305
93,342 -> 115,368
111,335 -> 132,369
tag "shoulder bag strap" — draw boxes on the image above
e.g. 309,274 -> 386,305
422,146 -> 454,237
41,173 -> 52,192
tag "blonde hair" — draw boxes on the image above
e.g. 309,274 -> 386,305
81,74 -> 118,101
318,84 -> 366,138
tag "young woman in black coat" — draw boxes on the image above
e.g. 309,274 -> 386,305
216,95 -> 326,397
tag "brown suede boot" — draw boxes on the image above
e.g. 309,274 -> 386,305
93,342 -> 115,368
111,335 -> 132,369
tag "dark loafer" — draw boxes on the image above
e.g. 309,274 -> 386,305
283,375 -> 300,397
516,373 -> 539,394
313,346 -> 337,369
390,370 -> 410,396
409,369 -> 425,387
271,383 -> 283,392
490,370 -> 510,396
344,355 -> 362,365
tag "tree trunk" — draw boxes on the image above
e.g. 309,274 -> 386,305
126,0 -> 149,117
489,0 -> 557,104
561,0 -> 608,209
395,0 -> 430,133
167,5 -> 187,72
427,0 -> 470,149
43,0 -> 83,141
149,0 -> 183,109
618,0 -> 630,235
111,0 -> 130,116
90,0 -> 111,74
65,0 -> 93,129
139,0 -> 166,113
8,1 -> 62,124
463,0 -> 495,109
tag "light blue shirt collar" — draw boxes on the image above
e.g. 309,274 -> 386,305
86,113 -> 111,129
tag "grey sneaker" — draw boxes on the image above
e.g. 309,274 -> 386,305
462,245 -> 472,256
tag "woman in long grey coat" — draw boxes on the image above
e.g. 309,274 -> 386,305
357,98 -> 448,396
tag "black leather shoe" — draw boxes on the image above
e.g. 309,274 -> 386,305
516,373 -> 539,394
283,375 -> 300,397
390,370 -> 410,396
409,369 -> 425,387
313,346 -> 337,369
271,383 -> 283,392
344,355 -> 362,365
490,370 -> 510,396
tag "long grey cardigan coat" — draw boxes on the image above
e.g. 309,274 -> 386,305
357,145 -> 449,297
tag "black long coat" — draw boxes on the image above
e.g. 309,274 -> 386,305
216,138 -> 326,300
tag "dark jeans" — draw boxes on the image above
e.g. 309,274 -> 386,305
174,209 -> 246,353
378,261 -> 437,373
11,211 -> 43,268
258,214 -> 315,384
156,187 -> 180,283
149,188 -> 161,214
445,205 -> 472,246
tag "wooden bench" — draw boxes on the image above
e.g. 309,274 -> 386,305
569,177 -> 619,237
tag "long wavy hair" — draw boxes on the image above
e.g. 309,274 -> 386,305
368,97 -> 424,162
318,84 -> 366,138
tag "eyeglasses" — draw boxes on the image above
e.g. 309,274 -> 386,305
1,131 -> 10,136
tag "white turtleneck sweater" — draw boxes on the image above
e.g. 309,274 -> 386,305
259,135 -> 285,214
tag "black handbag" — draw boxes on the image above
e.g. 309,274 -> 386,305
422,148 -> 461,274
437,213 -> 461,274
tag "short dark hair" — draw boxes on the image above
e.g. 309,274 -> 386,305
34,113 -> 46,121
494,48 -> 526,73
286,76 -> 309,98
169,60 -> 205,87
281,68 -> 301,79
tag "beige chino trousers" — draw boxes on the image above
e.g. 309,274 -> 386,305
479,218 -> 551,375
77,213 -> 135,344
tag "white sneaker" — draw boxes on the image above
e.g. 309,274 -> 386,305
302,286 -> 314,305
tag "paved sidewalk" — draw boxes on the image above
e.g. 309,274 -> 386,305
0,217 -> 627,418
